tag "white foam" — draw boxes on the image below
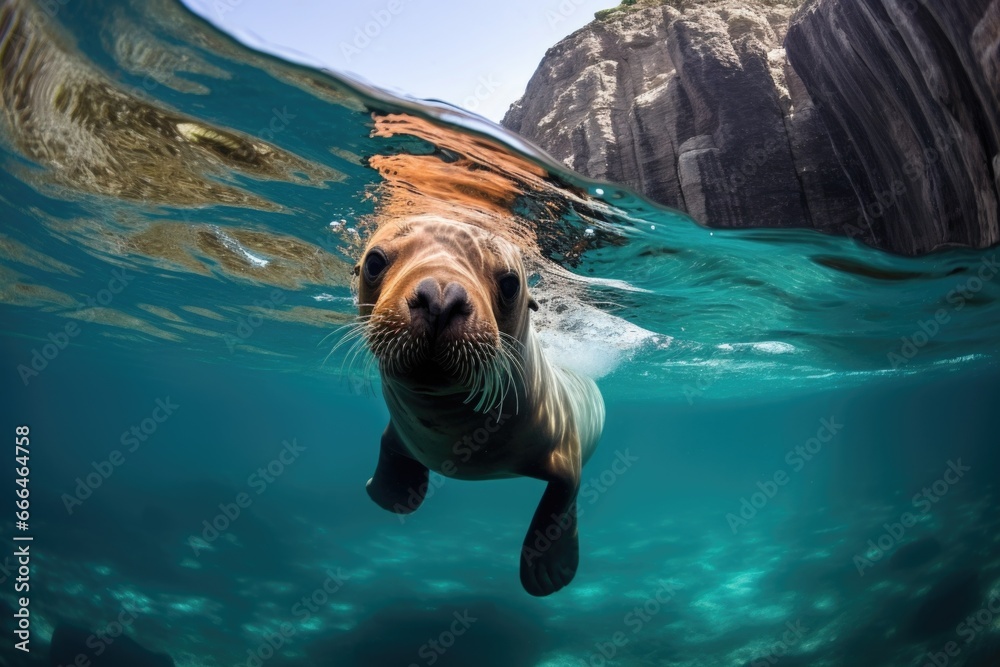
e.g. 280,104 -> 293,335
532,288 -> 666,379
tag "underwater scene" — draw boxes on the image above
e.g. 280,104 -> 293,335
0,0 -> 999,665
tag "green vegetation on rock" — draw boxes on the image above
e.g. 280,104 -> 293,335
595,0 -> 803,21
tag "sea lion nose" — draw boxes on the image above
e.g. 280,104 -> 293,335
410,278 -> 471,336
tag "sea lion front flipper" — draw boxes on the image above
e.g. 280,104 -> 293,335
365,423 -> 429,515
519,465 -> 580,597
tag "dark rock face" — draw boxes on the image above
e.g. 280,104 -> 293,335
787,0 -> 999,253
502,0 -> 1000,255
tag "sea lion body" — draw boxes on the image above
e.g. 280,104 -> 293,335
381,331 -> 603,481
354,214 -> 604,596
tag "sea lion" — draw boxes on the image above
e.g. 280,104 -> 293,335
351,214 -> 605,596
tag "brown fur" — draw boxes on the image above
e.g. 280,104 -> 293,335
355,214 -> 604,596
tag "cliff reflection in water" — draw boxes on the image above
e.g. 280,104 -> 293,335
0,0 -> 999,666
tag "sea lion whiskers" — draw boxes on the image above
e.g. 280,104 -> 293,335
355,313 -> 403,377
483,347 -> 504,412
390,330 -> 421,375
357,215 -> 605,596
492,337 -> 517,414
323,313 -> 374,357
434,338 -> 485,409
498,331 -> 527,415
368,316 -> 410,376
330,320 -> 371,348
345,327 -> 380,390
324,317 -> 376,389
446,338 -> 513,414
470,344 -> 495,413
491,348 -> 511,413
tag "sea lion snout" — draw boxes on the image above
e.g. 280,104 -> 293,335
408,278 -> 472,339
358,215 -> 605,596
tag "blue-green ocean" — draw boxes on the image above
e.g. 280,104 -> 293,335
1,0 -> 999,665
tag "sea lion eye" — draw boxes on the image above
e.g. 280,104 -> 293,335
363,249 -> 388,282
498,273 -> 520,302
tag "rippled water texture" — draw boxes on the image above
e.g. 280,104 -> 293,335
1,2 -> 1000,666
1,0 -> 998,403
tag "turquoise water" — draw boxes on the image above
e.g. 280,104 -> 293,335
1,0 -> 999,665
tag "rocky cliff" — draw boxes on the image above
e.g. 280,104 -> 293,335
502,0 -> 1000,255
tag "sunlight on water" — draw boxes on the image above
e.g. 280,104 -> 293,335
0,0 -> 996,405
1,1 -> 999,666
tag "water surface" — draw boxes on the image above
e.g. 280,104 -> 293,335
0,1 -> 998,665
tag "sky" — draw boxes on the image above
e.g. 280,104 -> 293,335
181,0 -> 618,122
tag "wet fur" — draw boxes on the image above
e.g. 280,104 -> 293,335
347,215 -> 604,596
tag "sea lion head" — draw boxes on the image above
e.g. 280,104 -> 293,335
354,215 -> 538,400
